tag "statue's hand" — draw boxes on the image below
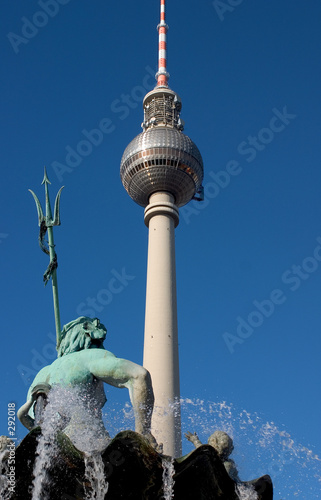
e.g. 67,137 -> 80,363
185,431 -> 203,448
184,431 -> 199,444
30,391 -> 38,403
31,383 -> 51,401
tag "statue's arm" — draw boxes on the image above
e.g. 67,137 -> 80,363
88,353 -> 154,436
17,390 -> 35,430
184,431 -> 203,448
224,459 -> 240,482
17,366 -> 51,431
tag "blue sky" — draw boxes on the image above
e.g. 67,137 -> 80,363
1,1 -> 321,497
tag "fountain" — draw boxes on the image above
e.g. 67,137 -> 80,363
2,336 -> 273,499
83,452 -> 109,500
7,0 -> 321,498
162,457 -> 175,499
2,397 -> 320,498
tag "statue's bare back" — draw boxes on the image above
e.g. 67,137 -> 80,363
18,317 -> 155,448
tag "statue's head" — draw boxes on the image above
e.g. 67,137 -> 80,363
208,431 -> 234,459
58,317 -> 107,357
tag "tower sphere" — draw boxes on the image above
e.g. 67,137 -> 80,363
120,87 -> 204,208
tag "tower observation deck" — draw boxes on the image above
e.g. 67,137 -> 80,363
120,0 -> 204,457
120,87 -> 204,207
120,0 -> 204,208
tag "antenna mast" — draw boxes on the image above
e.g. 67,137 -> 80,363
156,0 -> 169,87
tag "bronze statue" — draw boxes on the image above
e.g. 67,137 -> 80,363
18,317 -> 155,450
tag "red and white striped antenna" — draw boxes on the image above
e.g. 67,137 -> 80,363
156,0 -> 170,87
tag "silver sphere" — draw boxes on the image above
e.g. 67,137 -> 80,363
120,126 -> 204,208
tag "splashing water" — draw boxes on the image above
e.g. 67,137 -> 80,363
31,385 -> 111,499
236,483 -> 258,500
102,401 -> 135,437
61,395 -> 321,499
180,399 -> 321,500
102,398 -> 321,498
162,457 -> 175,499
84,452 -> 109,500
26,390 -> 320,500
31,393 -> 61,500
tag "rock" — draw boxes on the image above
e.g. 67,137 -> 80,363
8,430 -> 273,499
14,427 -> 85,500
101,430 -> 164,499
175,444 -> 238,499
243,475 -> 274,499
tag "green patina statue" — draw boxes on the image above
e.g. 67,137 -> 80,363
18,316 -> 155,449
22,173 -> 156,451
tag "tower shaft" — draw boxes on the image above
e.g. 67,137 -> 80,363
143,192 -> 182,457
120,0 -> 204,458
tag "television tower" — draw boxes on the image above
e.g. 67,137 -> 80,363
120,0 -> 204,457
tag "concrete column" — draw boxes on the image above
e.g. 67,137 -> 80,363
143,191 -> 182,457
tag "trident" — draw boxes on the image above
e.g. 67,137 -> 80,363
29,168 -> 64,350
